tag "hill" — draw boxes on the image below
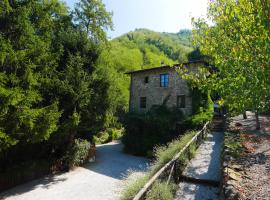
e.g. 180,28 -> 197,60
96,29 -> 196,122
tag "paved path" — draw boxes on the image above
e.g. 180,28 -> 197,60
0,141 -> 148,200
175,132 -> 223,200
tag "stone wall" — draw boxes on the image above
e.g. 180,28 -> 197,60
129,66 -> 193,115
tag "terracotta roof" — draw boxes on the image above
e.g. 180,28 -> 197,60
124,60 -> 206,75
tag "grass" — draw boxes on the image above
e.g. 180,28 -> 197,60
120,130 -> 199,200
145,180 -> 176,200
150,131 -> 197,176
121,172 -> 150,200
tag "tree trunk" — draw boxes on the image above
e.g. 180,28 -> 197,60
255,111 -> 260,130
243,111 -> 247,119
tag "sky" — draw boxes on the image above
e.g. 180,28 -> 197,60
65,0 -> 209,39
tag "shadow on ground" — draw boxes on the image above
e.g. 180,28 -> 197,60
0,175 -> 68,199
231,112 -> 270,135
83,141 -> 149,180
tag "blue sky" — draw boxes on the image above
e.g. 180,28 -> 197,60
64,0 -> 209,38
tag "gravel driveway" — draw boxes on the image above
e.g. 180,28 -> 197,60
0,141 -> 148,200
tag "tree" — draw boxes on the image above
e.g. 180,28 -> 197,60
74,0 -> 113,43
0,0 -> 65,152
0,0 -> 114,163
191,0 -> 270,129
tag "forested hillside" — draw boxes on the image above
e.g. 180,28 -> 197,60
96,28 -> 196,116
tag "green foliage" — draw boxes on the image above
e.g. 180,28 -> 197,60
192,0 -> 270,117
93,132 -> 110,144
114,28 -> 194,65
96,29 -> 196,119
189,92 -> 213,128
66,139 -> 91,167
122,106 -> 184,156
0,131 -> 18,153
74,0 -> 113,43
174,86 -> 214,130
0,0 -> 64,151
108,128 -> 123,140
188,110 -> 213,129
191,86 -> 211,115
93,128 -> 123,144
0,0 -> 116,187
145,181 -> 175,200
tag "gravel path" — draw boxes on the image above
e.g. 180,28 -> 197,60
0,141 -> 148,200
239,137 -> 270,199
225,113 -> 270,199
175,132 -> 223,200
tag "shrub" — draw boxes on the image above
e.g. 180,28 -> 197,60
183,94 -> 213,130
122,105 -> 184,156
146,181 -> 175,200
107,128 -> 123,140
178,87 -> 214,130
93,128 -> 123,144
67,139 -> 91,167
188,109 -> 213,128
93,131 -> 110,144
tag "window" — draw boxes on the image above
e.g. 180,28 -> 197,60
177,95 -> 185,108
140,97 -> 146,108
160,74 -> 169,87
144,76 -> 149,83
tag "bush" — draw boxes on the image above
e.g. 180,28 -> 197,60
187,109 -> 213,128
67,139 -> 91,167
182,93 -> 213,130
177,86 -> 214,130
146,181 -> 175,200
93,132 -> 110,144
93,128 -> 123,144
107,128 -> 123,141
122,106 -> 183,156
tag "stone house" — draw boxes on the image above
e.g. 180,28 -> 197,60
125,61 -> 206,115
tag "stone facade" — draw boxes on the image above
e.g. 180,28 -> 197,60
127,62 -> 204,115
